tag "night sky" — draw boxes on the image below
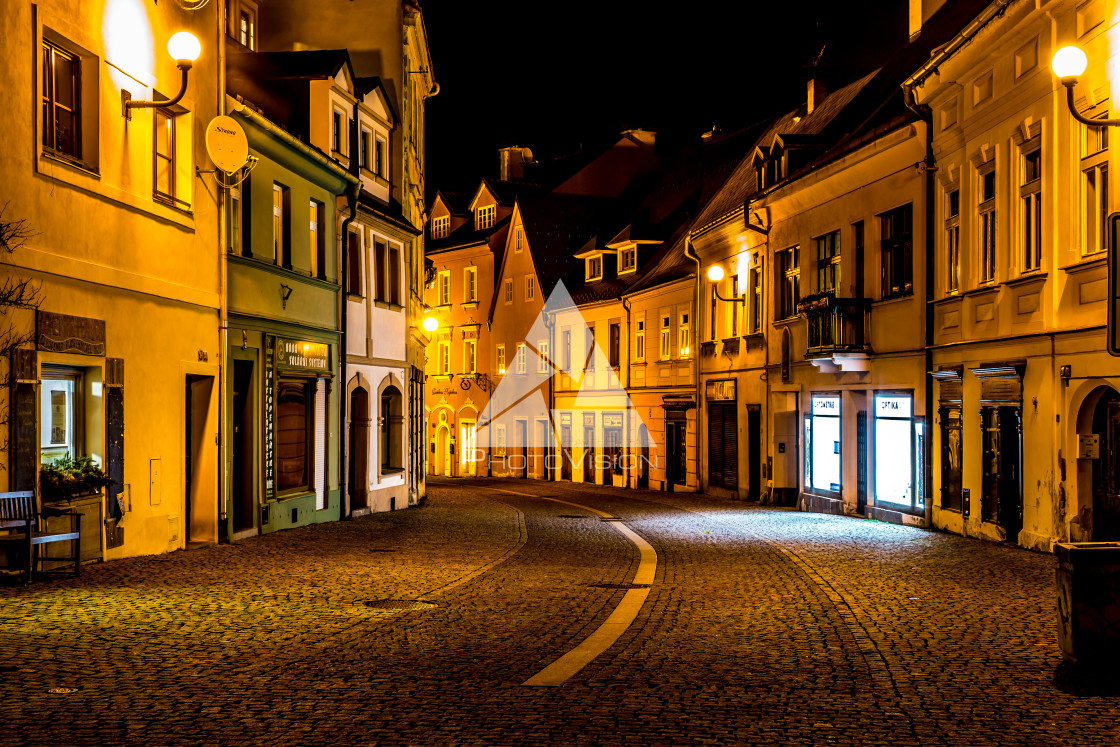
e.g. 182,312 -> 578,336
422,0 -> 909,198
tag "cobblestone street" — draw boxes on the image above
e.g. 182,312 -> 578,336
1,478 -> 1116,746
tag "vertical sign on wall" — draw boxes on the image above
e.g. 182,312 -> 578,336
264,335 -> 275,501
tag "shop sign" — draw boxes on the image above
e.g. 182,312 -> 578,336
560,413 -> 572,426
583,413 -> 596,428
812,395 -> 840,416
706,379 -> 736,402
1079,434 -> 1100,459
275,338 -> 330,373
875,395 -> 912,418
264,337 -> 275,500
37,311 -> 106,356
603,413 -> 623,429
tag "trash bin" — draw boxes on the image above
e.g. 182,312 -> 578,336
1055,541 -> 1120,665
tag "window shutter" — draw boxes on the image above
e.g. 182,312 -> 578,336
10,348 -> 38,492
708,404 -> 724,488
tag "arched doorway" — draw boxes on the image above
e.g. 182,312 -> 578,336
348,387 -> 370,509
1091,387 -> 1120,540
436,424 -> 452,476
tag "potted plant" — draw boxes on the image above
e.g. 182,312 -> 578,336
39,456 -> 115,504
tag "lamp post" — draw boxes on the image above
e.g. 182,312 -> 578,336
1052,44 -> 1120,355
122,31 -> 201,119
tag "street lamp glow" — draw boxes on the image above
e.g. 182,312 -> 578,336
167,31 -> 201,65
1052,45 -> 1088,81
706,264 -> 725,283
422,316 -> 439,332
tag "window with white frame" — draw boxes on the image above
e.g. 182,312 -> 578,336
1020,139 -> 1042,272
464,266 -> 477,302
525,276 -> 535,301
749,262 -> 763,334
237,3 -> 257,50
476,204 -> 495,230
464,340 -> 477,373
1083,115 -> 1109,255
496,424 -> 506,456
514,228 -> 523,252
438,270 -> 450,306
538,340 -> 549,372
586,255 -> 603,281
516,343 -> 527,374
438,341 -> 450,375
273,183 -> 288,265
359,127 -> 371,170
310,200 -> 324,280
375,135 -> 386,178
635,319 -> 645,361
431,215 -> 449,239
777,246 -> 800,319
945,188 -> 960,294
562,329 -> 572,371
619,247 -> 636,273
332,109 -> 345,154
660,315 -> 671,360
678,313 -> 690,358
153,109 -> 177,204
978,164 -> 997,283
503,278 -> 513,304
816,231 -> 840,294
497,344 -> 506,375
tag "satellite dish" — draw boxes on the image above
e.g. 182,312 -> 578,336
205,115 -> 249,174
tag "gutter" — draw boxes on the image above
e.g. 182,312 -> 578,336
338,103 -> 361,519
683,235 -> 704,494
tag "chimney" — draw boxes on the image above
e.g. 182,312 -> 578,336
807,78 -> 827,115
909,0 -> 947,38
498,146 -> 535,181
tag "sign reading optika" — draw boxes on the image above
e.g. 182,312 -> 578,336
275,338 -> 330,372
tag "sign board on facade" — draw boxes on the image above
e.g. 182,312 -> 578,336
37,311 -> 106,356
603,413 -> 623,429
264,337 -> 275,500
275,338 -> 330,373
706,380 -> 736,402
1079,434 -> 1100,459
583,413 -> 596,428
875,395 -> 912,418
812,395 -> 840,416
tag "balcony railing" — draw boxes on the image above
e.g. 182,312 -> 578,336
798,293 -> 870,356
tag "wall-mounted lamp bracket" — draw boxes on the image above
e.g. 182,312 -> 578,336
123,63 -> 191,120
280,284 -> 294,310
1062,81 -> 1120,127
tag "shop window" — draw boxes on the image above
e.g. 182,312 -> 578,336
806,394 -> 841,494
276,379 -> 312,494
873,393 -> 923,510
605,415 -> 623,475
40,366 -> 84,464
880,204 -> 913,298
940,405 -> 963,511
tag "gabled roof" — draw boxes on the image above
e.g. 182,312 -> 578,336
355,76 -> 399,125
429,190 -> 469,216
229,48 -> 354,85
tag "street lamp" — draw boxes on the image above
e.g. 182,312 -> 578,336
706,264 -> 744,304
422,316 -> 439,332
1051,45 -> 1120,126
122,31 -> 201,119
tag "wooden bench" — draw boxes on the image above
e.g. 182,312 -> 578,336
0,491 -> 81,583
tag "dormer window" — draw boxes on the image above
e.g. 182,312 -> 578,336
619,247 -> 636,273
586,255 -> 603,281
476,204 -> 495,230
431,215 -> 449,239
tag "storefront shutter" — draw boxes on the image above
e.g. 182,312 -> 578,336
9,348 -> 37,492
708,404 -> 724,487
105,358 -> 125,524
314,378 -> 327,510
722,404 -> 738,488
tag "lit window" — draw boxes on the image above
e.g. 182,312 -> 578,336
881,204 -> 913,296
438,270 -> 450,306
273,183 -> 289,266
660,316 -> 671,360
476,204 -> 496,230
431,215 -> 449,239
1020,140 -> 1042,272
525,276 -> 535,301
238,8 -> 257,50
749,261 -> 762,334
678,313 -> 690,358
153,109 -> 176,202
873,392 -> 923,511
635,320 -> 645,361
464,340 -> 477,373
619,247 -> 636,273
309,200 -> 324,279
40,366 -> 84,464
806,394 -> 842,494
730,275 -> 739,337
587,255 -> 603,281
815,231 -> 840,294
945,191 -> 960,294
978,166 -> 996,283
504,278 -> 513,304
497,344 -> 506,375
516,343 -> 527,374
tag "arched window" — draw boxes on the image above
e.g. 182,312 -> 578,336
380,384 -> 403,472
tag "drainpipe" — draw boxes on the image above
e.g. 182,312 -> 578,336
622,294 -> 631,488
338,105 -> 360,519
684,235 -> 703,493
217,0 -> 229,541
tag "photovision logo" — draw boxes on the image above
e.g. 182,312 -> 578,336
473,281 -> 658,475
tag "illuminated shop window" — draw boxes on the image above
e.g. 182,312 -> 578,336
874,393 -> 923,510
806,394 -> 841,494
40,367 -> 83,464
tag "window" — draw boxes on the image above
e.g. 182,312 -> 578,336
496,425 -> 507,457
945,188 -> 960,294
431,215 -> 449,239
229,186 -> 243,255
620,247 -> 637,273
562,329 -> 572,371
525,276 -> 535,301
587,255 -> 603,281
516,343 -> 527,374
380,386 -> 403,472
777,246 -> 800,319
40,366 -> 84,464
709,285 -> 718,341
332,109 -> 344,154
806,394 -> 841,494
514,228 -> 523,252
309,200 -> 324,279
374,241 -> 388,301
153,109 -> 176,202
730,275 -> 739,337
679,313 -> 690,358
346,231 -> 361,296
476,204 -> 495,230
273,183 -> 290,266
276,379 -> 313,494
660,316 -> 671,360
635,320 -> 645,361
538,341 -> 550,372
238,6 -> 257,50
464,267 -> 477,302
503,278 -> 513,304
609,323 -> 621,367
1083,116 -> 1110,255
880,204 -> 914,297
438,341 -> 450,375
497,344 -> 506,375
874,393 -> 923,511
1020,140 -> 1042,271
749,263 -> 762,334
978,167 -> 996,283
586,326 -> 596,370
816,231 -> 840,294
464,340 -> 477,373
388,245 -> 401,306
375,136 -> 386,178
359,127 -> 371,170
41,39 -> 81,160
438,270 -> 450,306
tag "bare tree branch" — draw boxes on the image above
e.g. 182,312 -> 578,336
0,203 -> 42,472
